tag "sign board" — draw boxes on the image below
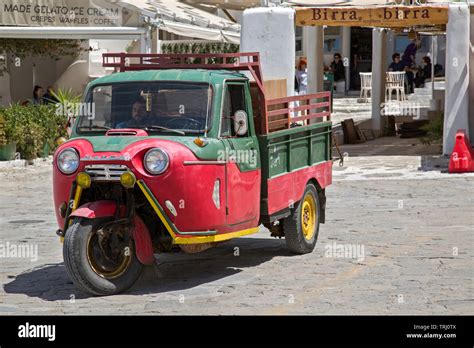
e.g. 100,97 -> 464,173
0,0 -> 137,27
296,6 -> 449,27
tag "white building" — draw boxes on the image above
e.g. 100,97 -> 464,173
0,0 -> 242,105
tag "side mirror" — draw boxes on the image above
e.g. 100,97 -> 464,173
233,110 -> 248,136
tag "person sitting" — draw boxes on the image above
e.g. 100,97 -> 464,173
388,52 -> 412,95
43,86 -> 59,105
32,85 -> 44,105
116,99 -> 148,128
414,56 -> 432,88
388,53 -> 406,72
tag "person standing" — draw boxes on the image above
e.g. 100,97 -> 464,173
295,58 -> 308,95
330,53 -> 345,83
402,38 -> 419,93
329,53 -> 345,93
402,39 -> 418,67
295,58 -> 308,118
350,40 -> 360,90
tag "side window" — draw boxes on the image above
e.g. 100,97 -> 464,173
220,83 -> 248,137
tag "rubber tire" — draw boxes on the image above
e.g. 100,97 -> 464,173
63,217 -> 143,296
283,183 -> 320,254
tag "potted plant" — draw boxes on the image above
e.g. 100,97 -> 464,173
0,112 -> 16,161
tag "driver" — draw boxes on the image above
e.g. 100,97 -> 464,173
116,99 -> 147,128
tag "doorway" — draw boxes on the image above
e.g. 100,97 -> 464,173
350,27 -> 372,91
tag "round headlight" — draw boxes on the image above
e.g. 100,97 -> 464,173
144,148 -> 169,175
57,148 -> 79,174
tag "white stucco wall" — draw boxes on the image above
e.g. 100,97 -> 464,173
443,3 -> 470,154
240,7 -> 295,96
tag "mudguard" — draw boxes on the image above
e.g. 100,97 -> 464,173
132,215 -> 155,265
70,201 -> 155,265
70,200 -> 120,219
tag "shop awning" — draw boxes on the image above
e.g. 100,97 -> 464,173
0,26 -> 146,40
118,0 -> 241,43
181,0 -> 262,10
286,0 -> 450,6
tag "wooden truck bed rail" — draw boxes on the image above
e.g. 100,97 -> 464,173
265,92 -> 331,133
102,52 -> 265,94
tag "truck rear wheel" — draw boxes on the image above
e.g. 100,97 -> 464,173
283,183 -> 320,254
63,217 -> 143,296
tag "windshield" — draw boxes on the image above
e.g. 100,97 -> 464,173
77,81 -> 212,134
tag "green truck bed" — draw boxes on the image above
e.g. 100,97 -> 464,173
258,121 -> 332,181
257,121 -> 332,221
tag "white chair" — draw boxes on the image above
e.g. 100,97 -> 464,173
359,72 -> 372,103
386,71 -> 406,101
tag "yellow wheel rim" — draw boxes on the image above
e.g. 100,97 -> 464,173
301,192 -> 317,240
86,230 -> 132,279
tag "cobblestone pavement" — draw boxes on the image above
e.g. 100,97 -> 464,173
0,156 -> 473,315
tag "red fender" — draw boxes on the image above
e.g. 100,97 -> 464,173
132,215 -> 155,265
70,201 -> 154,265
70,200 -> 121,219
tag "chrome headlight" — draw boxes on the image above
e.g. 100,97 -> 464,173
57,148 -> 79,174
144,148 -> 169,175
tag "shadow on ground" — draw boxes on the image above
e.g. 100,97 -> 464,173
419,155 -> 449,172
337,136 -> 442,157
3,237 -> 292,301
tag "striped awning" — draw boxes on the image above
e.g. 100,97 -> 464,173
118,0 -> 240,43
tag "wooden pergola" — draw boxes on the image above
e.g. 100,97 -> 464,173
287,2 -> 467,154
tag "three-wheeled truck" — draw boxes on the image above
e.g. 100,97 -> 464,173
53,52 -> 332,295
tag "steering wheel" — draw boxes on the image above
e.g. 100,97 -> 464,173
164,117 -> 202,130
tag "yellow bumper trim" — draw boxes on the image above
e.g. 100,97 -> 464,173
174,227 -> 259,244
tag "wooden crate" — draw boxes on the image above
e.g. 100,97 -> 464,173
250,79 -> 287,134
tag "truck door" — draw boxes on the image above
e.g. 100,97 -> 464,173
220,81 -> 261,227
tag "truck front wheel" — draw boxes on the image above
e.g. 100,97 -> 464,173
63,217 -> 143,296
283,183 -> 320,254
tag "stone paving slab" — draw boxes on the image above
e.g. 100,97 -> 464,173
0,157 -> 472,315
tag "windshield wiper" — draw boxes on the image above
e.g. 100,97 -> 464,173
144,125 -> 186,136
77,125 -> 111,131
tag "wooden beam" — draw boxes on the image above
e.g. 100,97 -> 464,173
295,5 -> 449,27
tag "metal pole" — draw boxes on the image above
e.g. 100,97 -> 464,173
32,63 -> 36,92
431,36 -> 435,96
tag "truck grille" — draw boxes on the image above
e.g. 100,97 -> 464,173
84,164 -> 129,181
